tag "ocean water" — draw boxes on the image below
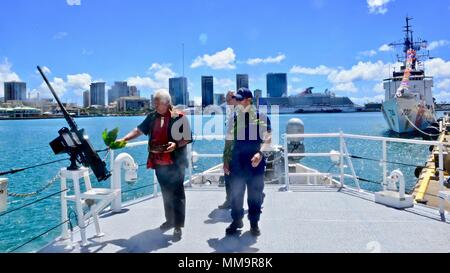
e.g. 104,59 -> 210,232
0,112 -> 437,252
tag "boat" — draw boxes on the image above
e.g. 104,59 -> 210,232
381,17 -> 437,134
1,117 -> 448,253
259,88 -> 362,114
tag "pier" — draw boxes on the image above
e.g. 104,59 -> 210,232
414,114 -> 450,211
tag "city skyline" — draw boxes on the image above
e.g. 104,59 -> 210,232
1,0 -> 450,106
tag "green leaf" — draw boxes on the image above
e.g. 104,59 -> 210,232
102,127 -> 120,147
109,140 -> 127,150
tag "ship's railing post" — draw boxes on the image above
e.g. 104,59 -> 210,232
59,173 -> 70,241
109,149 -> 115,176
382,140 -> 388,191
284,134 -> 290,192
438,143 -> 445,216
339,131 -> 345,189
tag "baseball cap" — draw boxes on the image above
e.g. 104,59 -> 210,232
233,88 -> 253,101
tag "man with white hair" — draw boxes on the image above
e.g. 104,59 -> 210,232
118,90 -> 192,240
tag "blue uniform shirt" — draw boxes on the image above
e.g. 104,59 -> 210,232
230,110 -> 271,175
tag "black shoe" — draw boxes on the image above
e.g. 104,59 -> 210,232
218,200 -> 231,210
173,227 -> 182,239
225,220 -> 243,235
160,222 -> 174,231
250,223 -> 261,237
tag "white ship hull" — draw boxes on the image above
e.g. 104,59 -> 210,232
382,97 -> 436,134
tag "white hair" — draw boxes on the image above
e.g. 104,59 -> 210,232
153,90 -> 172,105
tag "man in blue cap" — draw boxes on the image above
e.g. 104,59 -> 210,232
225,88 -> 272,236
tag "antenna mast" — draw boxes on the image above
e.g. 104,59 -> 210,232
182,43 -> 185,77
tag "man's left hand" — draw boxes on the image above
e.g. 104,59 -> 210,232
164,142 -> 177,153
251,152 -> 263,168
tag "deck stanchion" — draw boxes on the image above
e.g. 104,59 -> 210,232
382,140 -> 388,191
339,131 -> 345,189
284,134 -> 290,192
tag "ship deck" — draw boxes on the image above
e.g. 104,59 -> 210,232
40,185 -> 449,253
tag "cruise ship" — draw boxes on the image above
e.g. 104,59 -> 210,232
382,17 -> 437,134
259,88 -> 362,114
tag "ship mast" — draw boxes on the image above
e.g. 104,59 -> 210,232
389,16 -> 430,70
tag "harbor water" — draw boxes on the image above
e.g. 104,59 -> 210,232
0,112 -> 438,252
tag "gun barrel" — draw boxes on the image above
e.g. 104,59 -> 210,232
37,66 -> 78,130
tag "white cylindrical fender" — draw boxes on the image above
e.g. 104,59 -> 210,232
112,153 -> 138,212
286,118 -> 305,163
0,178 -> 8,213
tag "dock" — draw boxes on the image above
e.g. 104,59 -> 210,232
414,115 -> 450,211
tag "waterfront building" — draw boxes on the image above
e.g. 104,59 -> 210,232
169,77 -> 188,106
236,74 -> 249,90
117,96 -> 150,112
201,76 -> 214,107
4,82 -> 26,102
267,73 -> 287,98
83,90 -> 90,108
90,82 -> 106,106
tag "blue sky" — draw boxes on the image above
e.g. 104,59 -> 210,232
1,0 -> 450,105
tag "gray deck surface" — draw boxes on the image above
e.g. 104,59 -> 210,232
40,185 -> 449,253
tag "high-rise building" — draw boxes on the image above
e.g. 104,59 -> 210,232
254,89 -> 263,98
169,77 -> 188,105
267,73 -> 287,98
108,81 -> 129,104
201,76 -> 214,107
4,82 -> 27,102
129,86 -> 139,97
236,74 -> 249,90
83,90 -> 90,108
90,82 -> 106,106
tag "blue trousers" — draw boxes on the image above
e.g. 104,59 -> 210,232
230,171 -> 265,224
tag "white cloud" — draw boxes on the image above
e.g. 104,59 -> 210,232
367,0 -> 391,14
424,58 -> 450,78
358,50 -> 377,58
290,60 -> 400,94
128,63 -> 176,93
53,32 -> 68,40
35,66 -> 51,75
246,54 -> 286,65
291,77 -> 302,83
290,65 -> 335,75
427,40 -> 450,51
82,49 -> 94,56
379,44 -> 393,52
327,61 -> 393,84
33,73 -> 92,98
214,78 -> 234,91
0,58 -> 21,97
191,48 -> 236,70
67,0 -> 81,6
199,33 -> 208,45
332,82 -> 359,93
437,79 -> 450,91
34,77 -> 67,97
373,82 -> 385,93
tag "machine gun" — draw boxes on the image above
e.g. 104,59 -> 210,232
37,66 -> 111,182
